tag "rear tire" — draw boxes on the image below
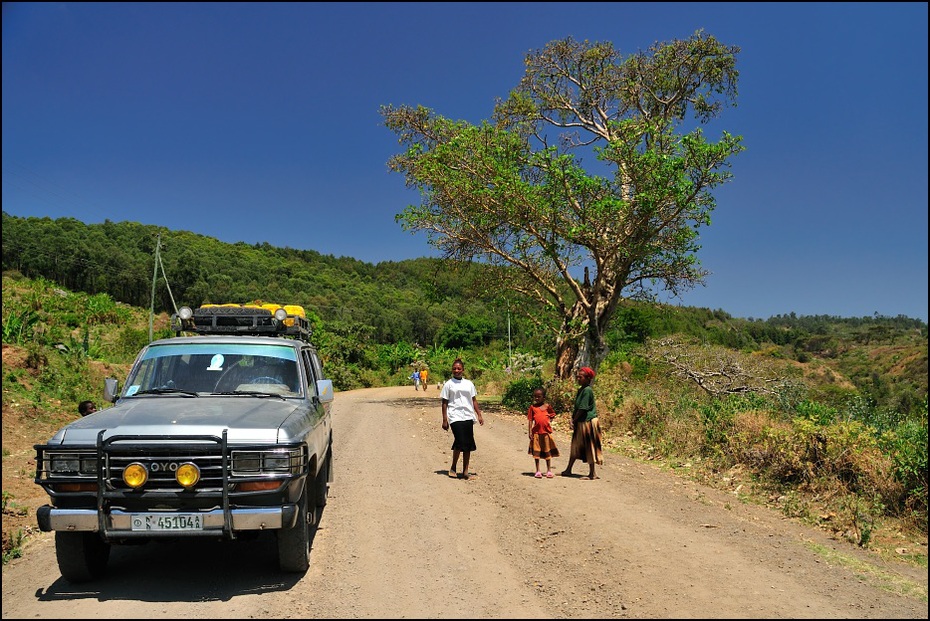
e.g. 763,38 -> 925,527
55,532 -> 110,583
277,481 -> 316,572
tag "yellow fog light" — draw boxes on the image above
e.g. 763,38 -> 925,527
175,463 -> 201,488
123,462 -> 148,488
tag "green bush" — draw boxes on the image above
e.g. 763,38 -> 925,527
436,315 -> 495,349
502,375 -> 544,412
113,327 -> 150,359
795,400 -> 838,426
880,417 -> 929,524
1,309 -> 39,345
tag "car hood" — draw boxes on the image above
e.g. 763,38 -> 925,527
47,396 -> 303,445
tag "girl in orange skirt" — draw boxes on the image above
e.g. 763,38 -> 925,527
527,387 -> 559,478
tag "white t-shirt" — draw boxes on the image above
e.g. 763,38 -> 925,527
441,377 -> 478,423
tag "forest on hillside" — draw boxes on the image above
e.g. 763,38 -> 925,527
2,211 -> 927,413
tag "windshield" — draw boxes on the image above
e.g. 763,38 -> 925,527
124,343 -> 303,397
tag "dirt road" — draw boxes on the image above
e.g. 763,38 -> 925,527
2,386 -> 926,618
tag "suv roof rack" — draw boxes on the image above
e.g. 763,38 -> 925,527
171,304 -> 313,343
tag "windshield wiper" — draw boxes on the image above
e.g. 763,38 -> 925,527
212,390 -> 287,400
132,388 -> 199,397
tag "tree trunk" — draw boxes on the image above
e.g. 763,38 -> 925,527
577,323 -> 609,372
554,334 -> 577,379
554,303 -> 610,379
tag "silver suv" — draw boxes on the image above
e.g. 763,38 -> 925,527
34,304 -> 334,582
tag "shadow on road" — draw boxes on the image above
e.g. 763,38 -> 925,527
33,523 -> 325,603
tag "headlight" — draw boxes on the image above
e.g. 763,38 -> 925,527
232,451 -> 262,473
263,453 -> 297,472
48,453 -> 97,476
175,463 -> 200,488
79,457 -> 97,475
50,455 -> 80,473
231,448 -> 304,476
123,462 -> 148,488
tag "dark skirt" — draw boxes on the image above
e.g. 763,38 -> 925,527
450,420 -> 477,452
528,433 -> 560,459
570,417 -> 603,465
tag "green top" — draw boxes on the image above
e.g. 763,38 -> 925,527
574,384 -> 597,422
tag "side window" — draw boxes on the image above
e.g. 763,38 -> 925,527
310,349 -> 324,381
301,349 -> 318,398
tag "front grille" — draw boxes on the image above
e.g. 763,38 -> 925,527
100,433 -> 230,495
106,448 -> 225,492
97,433 -> 306,497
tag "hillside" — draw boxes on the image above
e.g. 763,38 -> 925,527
2,273 -> 927,571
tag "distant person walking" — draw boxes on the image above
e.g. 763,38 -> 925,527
527,387 -> 559,478
440,358 -> 484,480
419,367 -> 428,388
78,400 -> 97,417
561,367 -> 603,480
410,369 -> 421,391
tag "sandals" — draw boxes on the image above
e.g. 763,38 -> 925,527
534,472 -> 543,478
545,471 -> 554,478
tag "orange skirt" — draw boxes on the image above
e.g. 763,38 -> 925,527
528,433 -> 560,459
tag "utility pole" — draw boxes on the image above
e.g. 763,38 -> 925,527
149,233 -> 160,342
507,301 -> 512,371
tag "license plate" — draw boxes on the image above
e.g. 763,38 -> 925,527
130,513 -> 203,531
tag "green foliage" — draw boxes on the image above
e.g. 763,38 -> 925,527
878,408 -> 929,524
501,375 -> 544,412
1,492 -> 29,563
697,400 -> 737,453
1,309 -> 39,345
112,327 -> 150,359
698,393 -> 772,452
436,314 -> 496,349
1,529 -> 26,564
85,292 -> 131,324
314,320 -> 378,389
795,400 -> 838,426
606,305 -> 654,352
375,341 -> 419,374
423,346 -> 467,383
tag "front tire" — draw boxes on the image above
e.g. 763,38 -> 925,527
55,532 -> 110,583
277,481 -> 316,572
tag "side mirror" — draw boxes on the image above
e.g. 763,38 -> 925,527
316,379 -> 334,403
104,377 -> 120,403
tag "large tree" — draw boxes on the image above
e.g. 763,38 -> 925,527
382,31 -> 744,378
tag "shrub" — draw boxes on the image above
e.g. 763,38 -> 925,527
1,309 -> 39,345
726,412 -> 806,481
113,327 -> 150,359
795,400 -> 838,426
879,418 -> 929,525
502,376 -> 544,412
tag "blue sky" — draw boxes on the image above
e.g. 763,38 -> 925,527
3,2 -> 927,322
